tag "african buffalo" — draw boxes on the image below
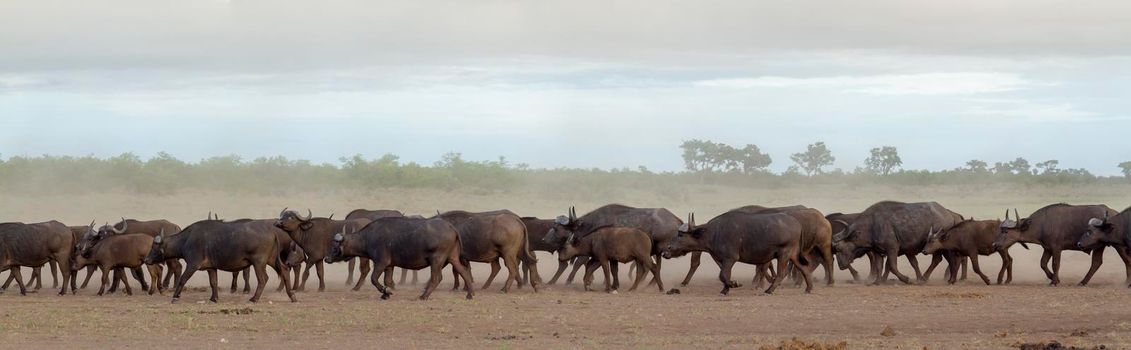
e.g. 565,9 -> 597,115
545,204 -> 685,287
559,226 -> 662,293
67,223 -> 99,290
0,222 -> 73,295
1081,207 -> 1131,287
733,205 -> 834,286
275,209 -> 372,292
996,204 -> 1131,286
923,219 -> 1013,285
832,201 -> 964,285
324,217 -> 474,300
520,216 -> 584,286
144,221 -> 297,303
71,233 -> 163,296
825,212 -> 881,283
86,219 -> 184,290
663,211 -> 813,295
437,210 -> 540,292
345,209 -> 406,286
225,219 -> 306,293
2,221 -> 73,292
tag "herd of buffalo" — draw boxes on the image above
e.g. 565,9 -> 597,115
2,201 -> 1131,303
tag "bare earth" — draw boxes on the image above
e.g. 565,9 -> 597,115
2,185 -> 1131,349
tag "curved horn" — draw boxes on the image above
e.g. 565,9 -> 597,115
328,213 -> 334,220
208,211 -> 213,220
87,219 -> 96,230
280,207 -> 289,218
1014,208 -> 1020,222
302,209 -> 313,221
1004,209 -> 1009,221
690,212 -> 696,228
112,218 -> 127,234
1104,211 -> 1110,223
569,206 -> 577,221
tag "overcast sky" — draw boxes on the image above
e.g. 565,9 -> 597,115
2,0 -> 1130,174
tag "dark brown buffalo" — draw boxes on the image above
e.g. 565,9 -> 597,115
662,211 -> 813,295
825,212 -> 882,282
520,216 -> 584,286
344,209 -> 406,286
324,217 -> 473,300
67,223 -> 99,290
144,220 -> 297,303
832,201 -> 964,285
437,210 -> 540,293
1080,207 -> 1131,287
996,204 -> 1131,286
545,204 -> 685,287
0,222 -> 73,295
225,219 -> 306,294
733,205 -> 834,286
274,209 -> 372,292
923,219 -> 1013,285
71,233 -> 163,296
559,226 -> 662,293
1,221 -> 73,292
86,219 -> 184,290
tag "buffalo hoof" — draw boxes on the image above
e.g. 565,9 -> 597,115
248,298 -> 259,303
209,298 -> 218,303
170,298 -> 179,304
609,290 -> 618,295
380,292 -> 391,300
1077,282 -> 1088,287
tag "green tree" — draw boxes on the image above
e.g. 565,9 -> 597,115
965,159 -> 988,173
790,142 -> 835,176
864,146 -> 902,175
1119,161 -> 1131,178
737,144 -> 773,173
1009,157 -> 1031,175
1035,160 -> 1059,175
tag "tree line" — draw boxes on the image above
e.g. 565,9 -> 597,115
0,141 -> 1128,196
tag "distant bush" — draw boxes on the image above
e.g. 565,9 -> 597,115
0,152 -> 1120,195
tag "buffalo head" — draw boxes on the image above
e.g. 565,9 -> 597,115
662,213 -> 702,259
1079,211 -> 1116,250
993,208 -> 1030,251
921,226 -> 948,255
543,206 -> 581,247
324,225 -> 351,264
143,229 -> 167,265
275,208 -> 314,232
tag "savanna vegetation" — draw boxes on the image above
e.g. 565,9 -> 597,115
1,139 -> 1127,196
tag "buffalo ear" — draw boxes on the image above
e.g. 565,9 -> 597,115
938,230 -> 950,241
300,221 -> 314,231
1017,219 -> 1031,231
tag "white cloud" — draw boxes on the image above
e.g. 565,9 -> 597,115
694,72 -> 1033,95
960,98 -> 1114,122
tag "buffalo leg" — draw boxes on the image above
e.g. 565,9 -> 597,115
819,245 -> 835,286
446,249 -> 475,300
352,258 -> 372,291
384,267 -> 396,290
680,251 -> 701,286
48,260 -> 59,289
314,261 -> 327,292
610,262 -> 621,290
501,254 -> 520,293
171,263 -> 201,303
959,256 -> 969,281
148,264 -> 163,295
482,260 -> 502,290
647,254 -> 664,287
647,257 -> 664,291
242,267 -> 251,294
581,260 -> 600,292
599,258 -> 615,293
1039,249 -> 1054,282
718,260 -> 736,295
548,259 -> 569,285
291,263 -> 302,291
119,270 -> 133,296
913,254 -> 933,282
80,265 -> 96,289
767,254 -> 791,294
230,270 -> 240,294
400,266 -> 408,285
9,267 -> 27,296
791,249 -> 815,293
298,261 -> 315,292
131,266 -> 149,292
249,263 -> 269,303
970,255 -> 991,285
421,264 -> 445,300
1079,246 -> 1105,286
31,266 -> 42,291
1050,249 -> 1064,286
1117,247 -> 1131,286
882,249 -> 912,285
346,257 -> 356,286
627,258 -> 648,292
97,266 -> 111,296
206,269 -> 220,303
566,256 -> 588,284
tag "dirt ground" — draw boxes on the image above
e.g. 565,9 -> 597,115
2,185 -> 1131,349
